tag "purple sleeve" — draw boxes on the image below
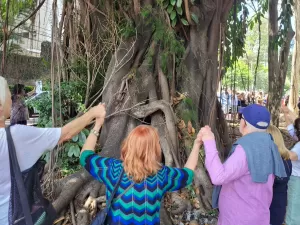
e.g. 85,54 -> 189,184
204,140 -> 249,185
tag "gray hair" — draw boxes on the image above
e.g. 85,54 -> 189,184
0,76 -> 8,106
245,121 -> 267,133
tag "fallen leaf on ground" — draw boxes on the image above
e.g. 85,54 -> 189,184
178,120 -> 186,129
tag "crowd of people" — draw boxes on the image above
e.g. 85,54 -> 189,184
0,74 -> 300,225
218,89 -> 268,120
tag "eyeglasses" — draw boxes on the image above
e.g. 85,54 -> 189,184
240,116 -> 247,125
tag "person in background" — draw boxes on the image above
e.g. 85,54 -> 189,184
0,76 -> 106,225
199,104 -> 286,225
228,90 -> 238,120
10,84 -> 29,125
237,92 -> 247,120
220,90 -> 229,119
282,105 -> 300,225
80,104 -> 201,225
263,94 -> 268,106
285,95 -> 290,107
266,125 -> 292,225
250,91 -> 256,104
257,91 -> 264,105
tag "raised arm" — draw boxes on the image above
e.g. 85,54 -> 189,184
184,131 -> 202,171
200,126 -> 248,185
282,105 -> 297,127
81,104 -> 106,153
59,103 -> 106,144
282,105 -> 298,141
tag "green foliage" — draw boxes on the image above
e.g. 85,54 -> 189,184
8,85 -> 34,93
160,0 -> 192,27
26,81 -> 86,127
223,59 -> 268,92
56,151 -> 82,177
186,184 -> 197,199
276,0 -> 294,46
176,97 -> 197,125
191,13 -> 199,24
152,16 -> 185,69
65,129 -> 88,158
0,0 -> 36,51
24,85 -> 34,93
1,0 -> 35,23
32,82 -> 88,177
207,209 -> 219,217
224,1 -> 249,69
222,0 -> 294,93
119,20 -> 136,38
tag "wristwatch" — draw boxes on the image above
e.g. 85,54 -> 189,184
91,129 -> 100,137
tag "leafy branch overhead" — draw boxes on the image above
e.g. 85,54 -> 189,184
161,0 -> 198,27
224,0 -> 294,72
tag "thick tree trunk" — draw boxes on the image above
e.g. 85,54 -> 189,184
289,2 -> 300,115
268,0 -> 294,126
178,0 -> 234,212
50,0 -> 238,223
99,23 -> 153,158
268,0 -> 280,125
183,0 -> 233,155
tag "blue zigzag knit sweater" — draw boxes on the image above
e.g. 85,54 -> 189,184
80,150 -> 194,225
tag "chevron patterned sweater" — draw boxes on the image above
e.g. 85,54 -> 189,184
80,150 -> 194,225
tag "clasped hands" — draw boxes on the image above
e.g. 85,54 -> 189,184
90,103 -> 106,129
194,125 -> 215,147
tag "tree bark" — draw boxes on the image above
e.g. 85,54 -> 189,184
1,0 -> 10,76
268,0 -> 294,126
178,0 -> 234,212
50,0 -> 239,220
99,21 -> 153,158
268,0 -> 279,125
183,0 -> 233,154
289,2 -> 300,115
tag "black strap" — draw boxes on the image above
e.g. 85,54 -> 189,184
106,168 -> 125,210
6,126 -> 34,225
113,182 -> 135,202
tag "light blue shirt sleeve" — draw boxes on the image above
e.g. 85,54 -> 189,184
287,124 -> 298,141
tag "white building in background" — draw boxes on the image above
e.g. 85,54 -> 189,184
11,0 -> 63,57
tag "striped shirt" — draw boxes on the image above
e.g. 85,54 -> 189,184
80,150 -> 194,225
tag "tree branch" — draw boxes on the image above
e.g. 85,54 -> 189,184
8,0 -> 47,38
131,100 -> 178,153
221,0 -> 234,23
183,0 -> 192,24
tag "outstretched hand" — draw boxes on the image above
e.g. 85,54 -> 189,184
194,130 -> 203,146
281,104 -> 289,114
199,125 -> 215,141
92,103 -> 106,128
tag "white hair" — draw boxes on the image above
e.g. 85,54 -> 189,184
0,76 -> 8,106
245,121 -> 267,133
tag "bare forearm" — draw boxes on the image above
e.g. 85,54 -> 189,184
284,112 -> 295,126
59,112 -> 94,144
81,123 -> 103,153
289,151 -> 298,161
81,130 -> 98,153
185,142 -> 201,171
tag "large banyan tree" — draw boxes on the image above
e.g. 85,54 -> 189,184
39,0 -> 293,224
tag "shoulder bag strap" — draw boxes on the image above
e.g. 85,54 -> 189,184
113,182 -> 135,202
5,126 -> 34,225
105,168 -> 124,210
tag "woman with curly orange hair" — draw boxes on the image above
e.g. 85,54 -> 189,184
80,105 -> 201,225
